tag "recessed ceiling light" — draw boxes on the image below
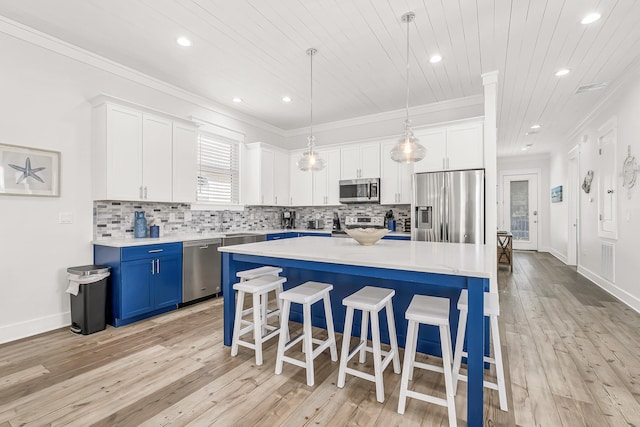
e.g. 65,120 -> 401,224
429,54 -> 442,64
176,37 -> 192,47
581,12 -> 601,25
555,68 -> 570,77
282,96 -> 292,103
530,124 -> 541,129
232,97 -> 242,103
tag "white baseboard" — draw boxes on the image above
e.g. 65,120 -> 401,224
0,311 -> 70,344
578,265 -> 640,314
548,247 -> 568,264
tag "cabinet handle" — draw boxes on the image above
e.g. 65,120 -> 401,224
261,195 -> 264,204
156,259 -> 160,274
148,249 -> 164,253
199,245 -> 209,249
139,186 -> 143,199
275,196 -> 278,205
144,186 -> 148,199
151,260 -> 155,275
290,197 -> 293,205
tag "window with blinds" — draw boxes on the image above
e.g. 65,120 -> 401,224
197,132 -> 240,204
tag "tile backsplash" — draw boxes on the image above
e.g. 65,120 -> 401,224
93,201 -> 410,240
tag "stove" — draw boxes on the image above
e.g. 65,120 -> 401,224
344,216 -> 385,229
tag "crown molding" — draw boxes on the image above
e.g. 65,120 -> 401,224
284,94 -> 484,137
0,15 -> 286,137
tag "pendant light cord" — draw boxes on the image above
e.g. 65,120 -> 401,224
308,48 -> 315,151
405,14 -> 410,125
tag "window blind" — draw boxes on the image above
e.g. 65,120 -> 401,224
197,132 -> 240,204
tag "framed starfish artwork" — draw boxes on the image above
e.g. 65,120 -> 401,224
0,143 -> 60,197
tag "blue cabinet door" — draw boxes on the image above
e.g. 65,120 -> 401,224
120,258 -> 154,319
154,255 -> 182,308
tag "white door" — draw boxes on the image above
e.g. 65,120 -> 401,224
289,153 -> 313,206
273,150 -> 289,206
359,142 -> 380,179
340,145 -> 360,179
446,122 -> 484,171
142,114 -> 173,202
503,173 -> 538,250
567,148 -> 579,265
106,104 -> 143,200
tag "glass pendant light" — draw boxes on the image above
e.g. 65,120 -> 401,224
390,12 -> 426,163
297,48 -> 325,171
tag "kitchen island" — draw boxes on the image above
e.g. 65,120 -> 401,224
219,236 -> 493,426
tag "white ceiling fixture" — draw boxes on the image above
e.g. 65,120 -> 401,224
297,48 -> 325,172
581,12 -> 601,25
530,124 -> 541,129
282,96 -> 292,103
555,68 -> 571,77
390,11 -> 426,164
575,82 -> 609,94
176,36 -> 191,47
232,97 -> 242,103
429,54 -> 442,64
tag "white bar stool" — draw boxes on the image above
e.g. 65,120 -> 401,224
236,266 -> 283,335
452,289 -> 508,412
398,295 -> 457,427
337,286 -> 401,403
275,281 -> 338,386
231,275 -> 287,366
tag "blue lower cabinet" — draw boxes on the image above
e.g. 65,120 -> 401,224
266,232 -> 299,240
382,235 -> 411,241
298,232 -> 331,237
95,242 -> 182,327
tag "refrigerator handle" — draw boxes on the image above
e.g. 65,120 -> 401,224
440,184 -> 445,241
444,175 -> 449,242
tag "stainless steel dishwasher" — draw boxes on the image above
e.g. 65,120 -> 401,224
182,238 -> 222,304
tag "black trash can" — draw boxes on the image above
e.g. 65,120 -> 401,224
67,265 -> 110,335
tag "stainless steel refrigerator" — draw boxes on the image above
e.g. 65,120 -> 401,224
412,169 -> 485,244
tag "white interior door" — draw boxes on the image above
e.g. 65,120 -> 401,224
503,173 -> 538,250
567,148 -> 579,265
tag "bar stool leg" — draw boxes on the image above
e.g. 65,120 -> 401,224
370,309 -> 385,403
398,319 -> 416,414
385,300 -> 401,374
323,293 -> 338,361
275,299 -> 291,375
440,325 -> 457,427
491,314 -> 508,411
253,292 -> 263,365
303,302 -> 315,386
452,308 -> 467,393
359,310 -> 369,363
337,306 -> 355,389
231,290 -> 245,357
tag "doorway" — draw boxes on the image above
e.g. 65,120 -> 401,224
567,146 -> 579,266
502,173 -> 539,251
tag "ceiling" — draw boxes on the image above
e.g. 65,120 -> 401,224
1,0 -> 639,156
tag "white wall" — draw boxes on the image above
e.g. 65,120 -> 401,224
0,33 -> 284,343
497,154 -> 551,253
549,71 -> 640,312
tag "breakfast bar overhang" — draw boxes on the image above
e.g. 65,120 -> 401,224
220,236 -> 493,426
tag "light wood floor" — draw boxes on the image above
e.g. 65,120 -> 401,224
1,252 -> 639,426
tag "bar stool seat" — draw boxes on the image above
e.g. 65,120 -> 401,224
337,286 -> 401,403
236,266 -> 282,281
398,295 -> 457,427
231,275 -> 287,366
275,281 -> 338,386
452,289 -> 508,412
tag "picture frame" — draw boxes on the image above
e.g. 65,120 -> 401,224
551,185 -> 563,203
0,143 -> 60,197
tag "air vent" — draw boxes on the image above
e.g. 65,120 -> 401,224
576,82 -> 608,94
601,242 -> 615,283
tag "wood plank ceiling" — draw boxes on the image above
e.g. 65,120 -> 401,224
1,0 -> 639,156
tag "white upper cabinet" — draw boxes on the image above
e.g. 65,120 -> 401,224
340,142 -> 380,179
92,100 -> 197,202
312,148 -> 341,205
380,141 -> 413,205
244,143 -> 289,205
172,122 -> 197,203
413,121 -> 483,173
142,113 -> 173,202
289,151 -> 313,206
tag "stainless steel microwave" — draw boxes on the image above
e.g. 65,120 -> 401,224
339,178 -> 380,203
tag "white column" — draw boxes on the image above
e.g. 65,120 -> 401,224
482,70 -> 498,291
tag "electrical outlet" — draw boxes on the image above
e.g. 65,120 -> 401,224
59,212 -> 73,224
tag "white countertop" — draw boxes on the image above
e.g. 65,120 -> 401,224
219,236 -> 493,279
92,229 -> 411,247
